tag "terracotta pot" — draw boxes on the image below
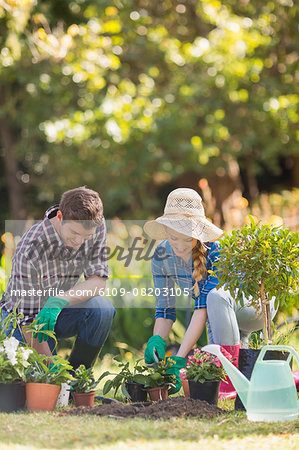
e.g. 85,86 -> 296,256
72,391 -> 95,407
147,386 -> 168,401
181,379 -> 190,397
26,383 -> 61,411
125,382 -> 147,403
0,382 -> 26,413
188,379 -> 220,405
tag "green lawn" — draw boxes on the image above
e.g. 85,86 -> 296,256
0,404 -> 298,450
1,320 -> 298,449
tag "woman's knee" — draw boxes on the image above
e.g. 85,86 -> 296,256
207,288 -> 233,315
206,289 -> 240,345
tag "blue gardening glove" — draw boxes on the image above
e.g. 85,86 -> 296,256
166,356 -> 186,395
144,335 -> 166,364
35,296 -> 69,343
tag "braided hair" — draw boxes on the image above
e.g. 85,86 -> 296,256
192,240 -> 207,297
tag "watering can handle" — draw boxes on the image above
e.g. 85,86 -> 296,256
257,345 -> 299,367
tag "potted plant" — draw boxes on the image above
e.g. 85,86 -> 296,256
70,364 -> 100,407
143,359 -> 176,401
0,335 -> 33,412
0,308 -> 35,412
215,217 -> 298,345
185,348 -> 228,405
25,352 -> 73,411
102,357 -> 148,402
215,217 -> 298,409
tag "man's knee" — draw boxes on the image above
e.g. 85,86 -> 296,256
88,296 -> 116,320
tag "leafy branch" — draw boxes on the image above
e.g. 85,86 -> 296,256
215,217 -> 299,343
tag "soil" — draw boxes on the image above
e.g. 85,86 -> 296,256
63,396 -> 226,420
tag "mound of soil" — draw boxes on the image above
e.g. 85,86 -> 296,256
64,396 -> 226,420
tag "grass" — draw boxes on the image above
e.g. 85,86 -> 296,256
0,394 -> 298,449
0,409 -> 298,450
0,318 -> 298,449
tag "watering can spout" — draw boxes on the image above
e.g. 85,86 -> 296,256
202,344 -> 250,409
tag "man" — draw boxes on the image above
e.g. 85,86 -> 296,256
0,186 -> 115,370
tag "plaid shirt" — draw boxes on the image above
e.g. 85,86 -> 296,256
152,240 -> 220,322
1,205 -> 108,324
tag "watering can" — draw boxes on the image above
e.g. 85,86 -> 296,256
202,344 -> 299,422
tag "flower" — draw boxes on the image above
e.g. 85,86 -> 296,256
0,337 -> 34,383
20,347 -> 33,362
179,368 -> 187,381
185,348 -> 227,383
6,351 -> 17,366
3,336 -> 19,353
3,337 -> 20,366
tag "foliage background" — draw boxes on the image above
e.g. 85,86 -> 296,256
0,0 -> 298,354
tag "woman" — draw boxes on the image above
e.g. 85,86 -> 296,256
143,188 -> 277,395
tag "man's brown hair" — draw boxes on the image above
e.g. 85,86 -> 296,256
59,187 -> 103,228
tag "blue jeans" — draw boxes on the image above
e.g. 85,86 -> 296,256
0,296 -> 115,352
206,287 -> 277,346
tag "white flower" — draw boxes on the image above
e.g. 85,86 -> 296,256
3,337 -> 19,365
3,336 -> 19,354
6,350 -> 17,366
20,347 -> 33,362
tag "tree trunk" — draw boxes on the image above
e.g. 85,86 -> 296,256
0,117 -> 26,219
260,279 -> 271,344
245,156 -> 259,201
291,155 -> 299,187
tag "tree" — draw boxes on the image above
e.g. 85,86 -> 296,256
0,0 -> 298,223
215,217 -> 298,343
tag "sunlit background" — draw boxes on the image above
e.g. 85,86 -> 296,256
0,1 -> 298,379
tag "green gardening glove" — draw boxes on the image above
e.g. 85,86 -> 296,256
166,356 -> 186,395
144,335 -> 166,364
35,296 -> 69,343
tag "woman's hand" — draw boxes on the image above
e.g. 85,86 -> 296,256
144,318 -> 173,364
176,309 -> 207,357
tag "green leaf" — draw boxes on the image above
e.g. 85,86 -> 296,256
103,379 -> 113,395
98,371 -> 111,382
121,383 -> 130,398
133,374 -> 147,385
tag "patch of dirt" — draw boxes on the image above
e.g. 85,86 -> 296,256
64,396 -> 226,420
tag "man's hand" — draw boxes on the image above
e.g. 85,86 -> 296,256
144,335 -> 166,364
35,296 -> 69,343
166,356 -> 186,395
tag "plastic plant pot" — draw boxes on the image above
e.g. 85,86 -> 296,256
147,386 -> 168,401
56,383 -> 71,408
72,391 -> 96,407
125,382 -> 147,402
26,383 -> 61,411
188,379 -> 220,405
0,382 -> 26,413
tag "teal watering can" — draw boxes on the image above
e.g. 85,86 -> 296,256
202,344 -> 299,422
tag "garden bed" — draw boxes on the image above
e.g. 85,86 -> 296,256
64,396 -> 226,420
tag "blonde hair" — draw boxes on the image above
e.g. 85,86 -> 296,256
192,241 -> 207,297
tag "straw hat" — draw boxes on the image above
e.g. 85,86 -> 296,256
144,188 -> 223,242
